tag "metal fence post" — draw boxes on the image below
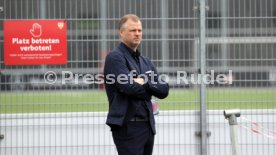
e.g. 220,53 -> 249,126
224,110 -> 241,155
199,0 -> 207,154
100,0 -> 107,52
161,0 -> 169,68
221,0 -> 228,69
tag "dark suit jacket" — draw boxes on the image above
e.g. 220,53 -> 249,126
104,43 -> 169,134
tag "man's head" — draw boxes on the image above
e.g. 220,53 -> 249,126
118,14 -> 142,51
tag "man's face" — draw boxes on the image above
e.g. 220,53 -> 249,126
120,19 -> 142,50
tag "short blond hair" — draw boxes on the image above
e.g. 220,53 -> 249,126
118,14 -> 141,30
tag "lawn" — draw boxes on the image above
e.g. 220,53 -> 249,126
0,88 -> 275,113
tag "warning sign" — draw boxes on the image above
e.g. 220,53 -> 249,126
4,20 -> 67,65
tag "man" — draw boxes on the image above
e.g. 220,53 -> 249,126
104,14 -> 169,155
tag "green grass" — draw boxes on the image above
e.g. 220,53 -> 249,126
0,88 -> 275,113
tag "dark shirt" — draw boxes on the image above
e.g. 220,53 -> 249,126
121,43 -> 149,120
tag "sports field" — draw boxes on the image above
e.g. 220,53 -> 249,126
0,88 -> 275,113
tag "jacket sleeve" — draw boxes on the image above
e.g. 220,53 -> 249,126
104,51 -> 151,100
143,58 -> 169,99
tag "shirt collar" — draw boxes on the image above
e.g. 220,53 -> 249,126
120,42 -> 141,59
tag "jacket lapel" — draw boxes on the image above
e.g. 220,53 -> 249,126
123,51 -> 141,74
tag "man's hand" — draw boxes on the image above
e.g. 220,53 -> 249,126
133,78 -> 144,85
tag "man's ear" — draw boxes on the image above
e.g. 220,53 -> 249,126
118,29 -> 122,35
119,29 -> 124,38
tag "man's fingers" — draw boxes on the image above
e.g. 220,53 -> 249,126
133,78 -> 144,85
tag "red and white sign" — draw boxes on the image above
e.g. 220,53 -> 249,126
4,20 -> 67,65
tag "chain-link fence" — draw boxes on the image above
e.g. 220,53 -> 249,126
0,0 -> 276,155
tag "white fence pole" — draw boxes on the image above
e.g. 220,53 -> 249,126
224,109 -> 241,155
